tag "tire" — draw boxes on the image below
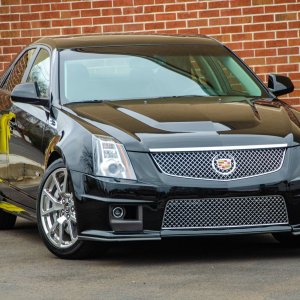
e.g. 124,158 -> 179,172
0,209 -> 17,229
37,159 -> 105,259
272,232 -> 300,247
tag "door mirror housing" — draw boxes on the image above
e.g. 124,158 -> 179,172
11,82 -> 49,107
268,74 -> 294,97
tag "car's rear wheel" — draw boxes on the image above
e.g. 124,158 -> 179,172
272,232 -> 300,246
0,209 -> 17,229
37,159 -> 102,259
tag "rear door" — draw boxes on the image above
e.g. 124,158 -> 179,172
7,47 -> 51,209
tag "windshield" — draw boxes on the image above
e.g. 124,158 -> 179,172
59,45 -> 269,103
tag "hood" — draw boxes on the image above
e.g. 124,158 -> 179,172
63,97 -> 300,151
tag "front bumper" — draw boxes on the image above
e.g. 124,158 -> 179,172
70,169 -> 300,242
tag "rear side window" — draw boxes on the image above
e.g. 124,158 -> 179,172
27,49 -> 50,98
3,49 -> 36,92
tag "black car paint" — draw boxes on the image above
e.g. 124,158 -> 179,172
0,38 -> 300,242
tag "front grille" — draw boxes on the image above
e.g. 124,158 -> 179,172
162,196 -> 288,229
151,146 -> 286,181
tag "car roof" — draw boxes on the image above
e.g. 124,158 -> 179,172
33,34 -> 220,50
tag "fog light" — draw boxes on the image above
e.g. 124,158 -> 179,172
112,207 -> 125,219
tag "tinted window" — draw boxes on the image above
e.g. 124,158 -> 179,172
3,49 -> 36,92
60,45 -> 268,103
27,49 -> 50,98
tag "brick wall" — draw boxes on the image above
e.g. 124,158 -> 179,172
0,0 -> 299,106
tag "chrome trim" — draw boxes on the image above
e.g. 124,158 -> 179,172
149,144 -> 288,152
151,145 -> 287,181
161,195 -> 289,230
162,223 -> 289,230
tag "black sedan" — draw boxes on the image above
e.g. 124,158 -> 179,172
0,34 -> 298,258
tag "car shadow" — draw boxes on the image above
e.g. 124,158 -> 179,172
11,219 -> 300,263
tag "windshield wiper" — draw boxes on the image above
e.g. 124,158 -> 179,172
66,99 -> 108,104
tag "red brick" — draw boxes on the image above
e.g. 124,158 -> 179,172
200,27 -> 221,35
39,11 -> 60,20
234,50 -> 255,58
244,41 -> 265,49
266,57 -> 288,64
10,5 -> 29,13
72,18 -> 93,27
221,25 -> 243,34
253,15 -> 274,23
61,27 -> 81,35
51,3 -> 71,11
265,5 -> 287,13
114,16 -> 134,23
92,1 -> 113,8
123,6 -> 143,14
232,33 -> 253,41
124,23 -> 144,31
11,22 -> 31,30
71,2 -> 92,10
102,24 -> 123,32
209,1 -> 229,9
255,49 -> 277,57
134,14 -> 155,22
252,0 -> 273,4
156,13 -> 176,21
288,39 -> 300,47
244,58 -> 266,66
266,22 -> 287,31
254,32 -> 275,40
134,0 -> 154,5
275,13 -> 297,21
188,19 -> 208,27
166,21 -> 186,29
61,10 -> 80,19
52,19 -> 72,27
93,17 -> 113,25
209,18 -> 230,26
244,24 -> 265,32
230,16 -> 252,25
31,20 -> 51,29
102,8 -> 122,16
242,7 -> 264,15
165,4 -> 185,11
278,47 -> 299,55
113,0 -> 133,6
144,5 -> 164,13
276,30 -> 298,39
199,10 -> 220,18
145,22 -> 165,30
82,26 -> 101,34
31,4 -> 50,12
277,64 -> 299,73
177,11 -> 197,19
266,40 -> 288,48
186,2 -> 207,10
221,8 -> 242,17
81,9 -> 100,17
288,21 -> 300,29
231,0 -> 251,7
178,28 -> 199,35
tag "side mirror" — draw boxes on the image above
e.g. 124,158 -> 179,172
11,82 -> 49,106
268,74 -> 294,97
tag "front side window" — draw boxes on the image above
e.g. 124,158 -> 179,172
59,45 -> 268,103
27,49 -> 50,98
3,49 -> 36,92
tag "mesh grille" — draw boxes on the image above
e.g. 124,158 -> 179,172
151,147 -> 286,180
162,196 -> 288,229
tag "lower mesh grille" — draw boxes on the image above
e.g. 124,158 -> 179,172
162,196 -> 288,229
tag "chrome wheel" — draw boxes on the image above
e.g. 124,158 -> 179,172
40,167 -> 78,249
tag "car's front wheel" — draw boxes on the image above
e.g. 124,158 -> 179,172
37,159 -> 96,259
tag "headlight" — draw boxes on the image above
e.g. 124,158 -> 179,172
92,135 -> 136,180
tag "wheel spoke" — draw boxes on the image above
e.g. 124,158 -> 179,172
43,189 -> 62,206
67,220 -> 76,242
52,173 -> 62,194
41,205 -> 62,216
